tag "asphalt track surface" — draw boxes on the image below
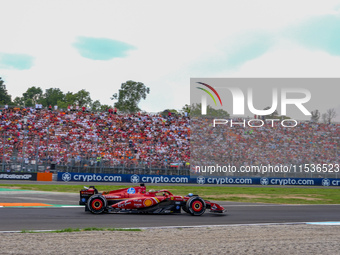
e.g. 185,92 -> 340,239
1,187 -> 340,231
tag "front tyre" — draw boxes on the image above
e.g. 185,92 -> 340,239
87,194 -> 107,214
186,196 -> 206,216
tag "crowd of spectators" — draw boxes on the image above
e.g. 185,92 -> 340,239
191,118 -> 339,171
0,106 -> 339,175
0,107 -> 190,170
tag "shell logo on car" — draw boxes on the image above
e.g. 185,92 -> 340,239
143,198 -> 153,207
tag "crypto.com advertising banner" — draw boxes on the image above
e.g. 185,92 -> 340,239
190,78 -> 339,179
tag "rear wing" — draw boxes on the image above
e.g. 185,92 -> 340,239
79,186 -> 98,205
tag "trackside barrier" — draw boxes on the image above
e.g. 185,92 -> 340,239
0,172 -> 53,181
0,172 -> 37,181
37,172 -> 53,181
57,172 -> 340,186
57,172 -> 190,184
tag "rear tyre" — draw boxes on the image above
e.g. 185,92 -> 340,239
87,194 -> 107,214
186,196 -> 206,216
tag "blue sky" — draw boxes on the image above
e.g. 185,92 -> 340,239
0,0 -> 340,120
290,15 -> 340,56
0,53 -> 34,70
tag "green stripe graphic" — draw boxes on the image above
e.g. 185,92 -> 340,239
196,87 -> 217,105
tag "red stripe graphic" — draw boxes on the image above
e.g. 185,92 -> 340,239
196,82 -> 223,106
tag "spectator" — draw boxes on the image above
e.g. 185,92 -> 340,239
0,107 -> 338,173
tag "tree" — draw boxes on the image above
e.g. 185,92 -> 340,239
13,97 -> 24,107
22,86 -> 43,106
310,110 -> 320,122
100,104 -> 110,111
74,89 -> 92,107
321,113 -> 328,124
325,108 -> 337,124
91,100 -> 101,111
0,77 -> 12,105
161,109 -> 178,117
41,88 -> 65,107
190,103 -> 230,118
64,92 -> 76,105
111,80 -> 150,113
181,104 -> 191,114
57,100 -> 68,110
262,106 -> 279,119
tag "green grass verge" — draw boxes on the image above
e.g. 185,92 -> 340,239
21,227 -> 141,233
1,184 -> 339,204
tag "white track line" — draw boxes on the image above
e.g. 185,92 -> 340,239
62,205 -> 83,207
138,222 -> 308,229
306,222 -> 340,225
3,221 -> 340,233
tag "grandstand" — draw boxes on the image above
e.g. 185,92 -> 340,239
0,107 -> 190,175
0,106 -> 339,178
191,117 -> 339,178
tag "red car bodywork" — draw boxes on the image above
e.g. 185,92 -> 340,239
80,184 -> 226,216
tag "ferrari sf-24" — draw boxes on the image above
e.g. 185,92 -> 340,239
79,184 -> 226,216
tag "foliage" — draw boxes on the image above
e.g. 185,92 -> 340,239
57,91 -> 78,109
91,100 -> 101,111
100,104 -> 111,111
161,109 -> 178,116
13,97 -> 24,107
0,79 -> 147,111
11,86 -> 43,107
22,86 -> 43,106
74,89 -> 92,107
64,92 -> 76,105
321,113 -> 328,124
311,109 -> 320,122
40,88 -> 64,107
190,103 -> 230,118
57,100 -> 68,110
325,108 -> 337,124
7,85 -> 94,109
111,80 -> 150,113
181,104 -> 191,114
262,106 -> 279,119
0,77 -> 12,105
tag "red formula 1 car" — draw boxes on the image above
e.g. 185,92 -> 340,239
79,184 -> 226,216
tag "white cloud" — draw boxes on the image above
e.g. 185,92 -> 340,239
0,0 -> 340,114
